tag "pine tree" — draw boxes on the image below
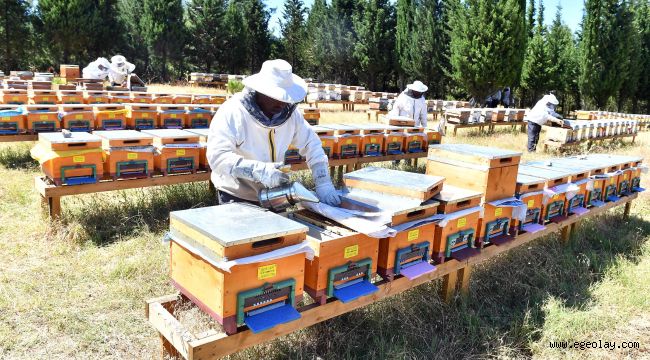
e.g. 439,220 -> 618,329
140,0 -> 186,81
448,0 -> 527,101
279,0 -> 308,74
535,0 -> 544,33
238,0 -> 271,72
521,27 -> 552,103
186,0 -> 227,73
352,0 -> 395,90
0,0 -> 33,71
222,0 -> 250,74
547,6 -> 580,113
633,0 -> 650,113
305,0 -> 333,81
329,0 -> 358,84
526,0 -> 535,38
117,0 -> 149,74
615,0 -> 640,111
395,0 -> 415,87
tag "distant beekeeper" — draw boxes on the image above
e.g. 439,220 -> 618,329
82,57 -> 111,80
206,59 -> 340,207
526,93 -> 564,152
389,80 -> 428,128
109,55 -> 145,89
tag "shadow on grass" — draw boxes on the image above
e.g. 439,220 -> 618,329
0,143 -> 38,170
232,206 -> 650,360
58,182 -> 217,246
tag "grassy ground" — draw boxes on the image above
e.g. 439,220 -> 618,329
0,85 -> 648,359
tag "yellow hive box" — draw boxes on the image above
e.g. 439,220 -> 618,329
93,104 -> 127,130
126,104 -> 159,130
25,105 -> 60,133
94,130 -> 155,179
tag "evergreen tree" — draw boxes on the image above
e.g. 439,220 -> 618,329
222,0 -> 250,74
395,0 -> 415,87
140,0 -> 186,81
448,0 -> 527,101
521,27 -> 551,103
279,0 -> 308,74
186,0 -> 227,73
329,0 -> 358,83
117,0 -> 149,75
0,0 -> 33,71
633,0 -> 650,113
535,0 -> 544,33
526,0 -> 535,38
547,6 -> 580,113
238,0 -> 271,72
615,0 -> 640,111
353,0 -> 395,90
305,0 -> 333,81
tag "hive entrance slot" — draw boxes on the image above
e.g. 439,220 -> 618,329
251,237 -> 282,249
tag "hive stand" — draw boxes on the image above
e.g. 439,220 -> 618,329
444,121 -> 526,136
543,133 -> 637,152
147,193 -> 637,360
0,134 -> 37,142
307,100 -> 357,111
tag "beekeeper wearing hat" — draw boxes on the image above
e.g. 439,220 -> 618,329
389,80 -> 429,128
82,57 -> 111,80
109,55 -> 145,89
207,59 -> 340,206
526,93 -> 564,152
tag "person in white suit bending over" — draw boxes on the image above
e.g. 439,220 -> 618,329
389,80 -> 429,128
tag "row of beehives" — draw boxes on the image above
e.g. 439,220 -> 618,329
30,129 -> 211,185
545,119 -> 640,144
164,145 -> 645,335
576,110 -> 650,121
445,107 -> 527,124
0,88 -> 227,105
189,73 -> 247,82
0,104 -> 221,134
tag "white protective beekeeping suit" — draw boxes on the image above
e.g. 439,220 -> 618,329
527,94 -> 561,126
82,57 -> 111,80
109,55 -> 136,85
388,80 -> 428,127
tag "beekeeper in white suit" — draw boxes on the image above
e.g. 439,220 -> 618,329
526,93 -> 565,152
389,80 -> 429,128
82,57 -> 111,80
207,59 -> 340,206
109,55 -> 145,89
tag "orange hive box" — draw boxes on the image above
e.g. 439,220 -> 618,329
586,154 -> 638,197
25,104 -> 60,133
517,164 -> 572,224
382,114 -> 415,127
57,90 -> 84,104
312,126 -> 335,158
1,89 -> 29,104
514,173 -> 546,235
425,129 -> 442,146
0,107 -> 27,134
107,91 -> 132,104
357,124 -> 385,156
477,198 -> 519,248
191,94 -> 218,104
93,104 -> 127,130
382,125 -> 406,155
426,143 -> 521,202
30,90 -> 57,104
130,92 -> 153,104
432,184 -> 482,264
168,203 -> 309,334
302,107 -> 320,126
185,129 -> 209,170
527,159 -> 593,216
321,124 -> 361,158
31,131 -> 103,186
126,104 -> 159,130
185,105 -> 212,129
158,105 -> 187,129
59,65 -> 80,80
343,166 -> 444,202
291,210 -> 379,305
94,130 -> 155,180
152,93 -> 174,104
141,129 -> 200,175
84,91 -> 110,104
172,94 -> 193,104
60,104 -> 95,132
402,127 -> 427,153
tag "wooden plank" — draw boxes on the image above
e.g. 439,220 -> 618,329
0,134 -> 38,143
440,270 -> 458,303
458,264 -> 472,297
148,302 -> 197,360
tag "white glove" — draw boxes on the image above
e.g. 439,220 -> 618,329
311,161 -> 341,206
232,159 -> 291,188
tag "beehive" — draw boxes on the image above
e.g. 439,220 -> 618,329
312,126 -> 335,158
93,104 -> 127,130
302,107 -> 320,126
1,89 -> 28,104
31,131 -> 104,185
192,94 -> 220,105
108,91 -> 131,104
172,94 -> 193,104
169,204 -> 309,334
30,90 -> 57,104
426,144 -> 521,202
291,210 -> 379,305
356,124 -> 385,156
85,91 -> 110,104
445,109 -> 471,124
586,154 -> 640,197
152,93 -> 174,104
343,166 -> 444,202
544,125 -> 575,144
477,199 -> 519,247
383,114 -> 414,127
517,164 -> 573,223
141,129 -> 200,175
158,105 -> 187,129
402,127 -> 426,153
0,107 -> 26,134
130,92 -> 153,104
94,130 -> 155,179
185,106 -> 212,129
425,130 -> 442,146
57,90 -> 84,104
60,105 -> 95,132
25,105 -> 60,133
321,124 -> 361,158
529,159 -> 593,215
126,104 -> 159,130
185,128 -> 209,170
432,185 -> 482,263
59,65 -> 80,80
515,174 -> 546,234
382,125 -> 406,155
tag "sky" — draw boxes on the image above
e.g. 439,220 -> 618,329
266,0 -> 585,37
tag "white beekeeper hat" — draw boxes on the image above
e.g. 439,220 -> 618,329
242,59 -> 307,103
406,80 -> 428,93
96,57 -> 110,69
111,55 -> 126,66
544,94 -> 559,105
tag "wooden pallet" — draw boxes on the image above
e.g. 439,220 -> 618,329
543,133 -> 637,152
147,193 -> 637,359
445,121 -> 526,136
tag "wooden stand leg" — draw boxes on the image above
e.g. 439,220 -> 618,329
337,165 -> 344,183
160,335 -> 183,360
453,126 -> 458,136
458,265 -> 472,297
623,201 -> 632,219
367,112 -> 370,121
561,225 -> 571,245
46,196 -> 61,220
440,270 -> 458,303
208,181 -> 217,198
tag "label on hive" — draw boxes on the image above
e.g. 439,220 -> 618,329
370,138 -> 376,143
623,173 -> 628,179
94,97 -> 102,101
171,114 -> 177,118
257,264 -> 277,280
392,137 -> 398,142
75,114 -> 83,120
39,115 -> 48,120
12,97 -> 18,101
109,113 -> 115,119
610,178 -> 615,184
43,97 -> 49,101
457,217 -> 467,228
1,117 -> 8,121
407,229 -> 420,241
176,149 -> 185,156
73,155 -> 85,163
594,181 -> 600,187
553,194 -> 559,200
495,208 -> 503,216
143,113 -> 149,118
527,199 -> 535,208
344,245 -> 359,259
322,141 -> 326,146
196,114 -> 204,118
127,153 -> 138,160
346,139 -> 352,144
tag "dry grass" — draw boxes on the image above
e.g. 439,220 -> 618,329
0,93 -> 649,359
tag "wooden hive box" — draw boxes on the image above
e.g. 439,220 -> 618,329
32,131 -> 103,185
0,107 -> 26,134
576,111 -> 596,120
60,104 -> 95,132
356,124 -> 385,157
341,188 -> 440,281
530,159 -> 594,214
25,104 -> 60,133
57,90 -> 83,104
30,90 -> 57,105
425,129 -> 442,146
382,114 -> 415,127
152,93 -> 175,104
184,128 -> 209,170
141,129 -> 200,175
426,143 -> 521,202
301,107 -> 320,126
444,109 -> 471,124
85,91 -> 110,104
59,65 -> 80,80
31,81 -> 53,90
402,127 -> 427,153
586,154 -> 640,197
107,91 -> 131,104
321,124 -> 361,158
172,94 -> 193,104
158,105 -> 187,129
126,104 -> 159,130
1,89 -> 29,104
94,130 -> 155,179
130,92 -> 153,104
544,125 -> 575,144
169,203 -> 308,335
343,166 -> 444,202
381,125 -> 406,155
517,165 -> 573,223
192,94 -> 216,105
93,104 -> 127,130
515,173 -> 547,234
432,184 -> 482,264
477,199 -> 517,247
290,210 -> 379,305
312,125 -> 335,158
185,106 -> 212,129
